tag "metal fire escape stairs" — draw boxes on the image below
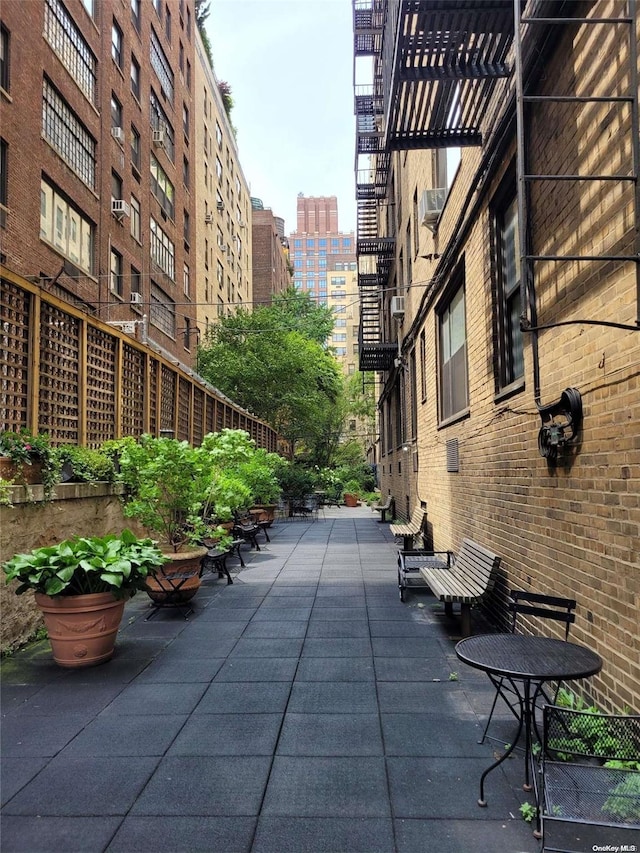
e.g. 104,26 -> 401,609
353,0 -> 517,374
514,0 -> 640,384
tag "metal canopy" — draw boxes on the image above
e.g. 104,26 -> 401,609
383,0 -> 515,150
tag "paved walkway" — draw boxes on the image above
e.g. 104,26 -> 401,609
2,507 -> 538,852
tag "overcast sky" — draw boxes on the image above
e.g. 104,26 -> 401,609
206,0 -> 358,236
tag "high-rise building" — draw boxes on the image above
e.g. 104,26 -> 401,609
289,194 -> 358,372
0,0 -> 198,367
194,31 -> 252,333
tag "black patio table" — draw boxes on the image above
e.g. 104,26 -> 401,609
455,634 -> 602,808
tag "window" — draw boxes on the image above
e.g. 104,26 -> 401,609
111,20 -> 123,68
40,179 -> 93,273
0,24 -> 8,92
150,28 -> 173,103
42,79 -> 96,188
111,170 -> 122,204
183,262 -> 190,297
183,316 -> 191,349
495,194 -> 524,389
182,104 -> 189,139
438,277 -> 468,422
150,283 -> 176,337
130,55 -> 140,100
130,125 -> 141,172
110,93 -> 122,129
150,216 -> 175,280
44,1 -> 96,103
216,121 -> 222,149
150,153 -> 174,218
409,349 -> 417,439
152,0 -> 162,19
131,265 -> 141,297
419,329 -> 427,400
149,89 -> 174,161
130,195 -> 140,241
165,5 -> 171,41
0,137 -> 7,226
80,0 -> 94,18
182,154 -> 189,188
130,0 -> 141,31
183,209 -> 190,244
110,248 -> 123,296
216,157 -> 223,182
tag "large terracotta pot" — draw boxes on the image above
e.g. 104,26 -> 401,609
343,493 -> 359,507
34,592 -> 126,668
250,504 -> 276,526
145,546 -> 207,605
0,457 -> 44,485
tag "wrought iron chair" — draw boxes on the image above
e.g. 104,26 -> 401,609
478,590 -> 576,744
538,705 -> 640,850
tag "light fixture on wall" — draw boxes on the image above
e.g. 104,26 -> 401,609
537,388 -> 583,463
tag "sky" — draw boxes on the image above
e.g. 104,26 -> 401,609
205,0 -> 358,236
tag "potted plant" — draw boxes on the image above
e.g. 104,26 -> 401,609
0,428 -> 60,500
343,479 -> 361,507
2,529 -> 166,667
117,436 -> 214,604
238,450 -> 281,525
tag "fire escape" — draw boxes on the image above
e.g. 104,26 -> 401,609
352,0 -> 516,372
353,0 -> 639,377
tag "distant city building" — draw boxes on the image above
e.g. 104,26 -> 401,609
288,195 -> 358,373
194,29 -> 252,332
0,0 -> 198,367
251,207 -> 291,306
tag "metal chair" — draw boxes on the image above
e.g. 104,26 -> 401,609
478,590 -> 576,744
538,705 -> 640,850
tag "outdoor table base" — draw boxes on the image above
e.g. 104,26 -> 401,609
455,634 -> 602,812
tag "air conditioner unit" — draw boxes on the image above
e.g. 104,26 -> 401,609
152,129 -> 165,147
130,292 -> 143,305
204,213 -> 214,224
238,220 -> 246,228
419,188 -> 447,229
111,199 -> 130,218
390,295 -> 405,319
216,200 -> 224,211
219,243 -> 227,252
111,126 -> 125,142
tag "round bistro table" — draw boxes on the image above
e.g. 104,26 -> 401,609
455,634 -> 602,806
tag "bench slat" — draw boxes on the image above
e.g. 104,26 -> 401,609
418,538 -> 501,636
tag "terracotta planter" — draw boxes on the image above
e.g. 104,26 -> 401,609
145,546 -> 207,605
0,456 -> 44,485
34,592 -> 126,668
250,504 -> 276,526
343,493 -> 359,507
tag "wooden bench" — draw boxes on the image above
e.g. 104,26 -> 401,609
373,494 -> 394,523
419,538 -> 501,637
390,506 -> 427,550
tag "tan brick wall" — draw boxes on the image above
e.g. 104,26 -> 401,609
378,3 -> 639,712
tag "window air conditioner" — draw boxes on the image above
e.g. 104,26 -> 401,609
111,199 -> 130,219
111,126 -> 125,142
152,129 -> 165,147
219,243 -> 227,252
419,188 -> 447,230
390,295 -> 405,319
216,200 -> 224,211
204,213 -> 214,224
238,219 -> 246,228
130,292 -> 143,305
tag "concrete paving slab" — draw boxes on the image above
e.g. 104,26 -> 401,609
1,815 -> 123,853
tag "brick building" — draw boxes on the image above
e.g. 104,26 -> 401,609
354,1 -> 639,712
251,202 -> 291,306
195,31 -> 253,330
0,0 -> 197,367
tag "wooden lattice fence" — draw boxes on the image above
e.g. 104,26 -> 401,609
0,269 -> 279,452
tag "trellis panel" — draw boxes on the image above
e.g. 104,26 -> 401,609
85,325 -> 117,446
121,344 -> 146,438
160,364 -> 176,435
193,387 -> 205,445
39,303 -> 81,444
0,279 -> 30,431
177,377 -> 190,441
149,359 -> 159,437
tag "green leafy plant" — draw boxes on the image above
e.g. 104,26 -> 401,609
55,445 -> 115,483
0,477 -> 14,507
2,529 -> 167,598
0,428 -> 60,500
519,802 -> 537,823
118,436 -> 214,552
602,771 -> 640,822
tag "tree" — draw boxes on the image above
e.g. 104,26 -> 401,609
197,296 -> 342,454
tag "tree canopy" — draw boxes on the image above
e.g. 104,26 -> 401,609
197,290 -> 342,452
